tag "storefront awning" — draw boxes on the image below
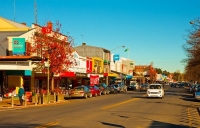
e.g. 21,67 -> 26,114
126,75 -> 133,79
60,72 -> 75,77
108,73 -> 118,77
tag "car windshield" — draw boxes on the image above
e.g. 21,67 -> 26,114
149,85 -> 161,89
74,87 -> 84,90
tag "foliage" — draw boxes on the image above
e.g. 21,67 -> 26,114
155,68 -> 162,74
26,21 -> 76,75
148,65 -> 157,83
183,18 -> 200,82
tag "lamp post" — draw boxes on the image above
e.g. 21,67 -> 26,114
46,55 -> 50,103
105,45 -> 125,86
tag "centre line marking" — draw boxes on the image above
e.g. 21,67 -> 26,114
35,122 -> 59,128
101,98 -> 139,110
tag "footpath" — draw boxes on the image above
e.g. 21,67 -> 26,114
0,97 -> 66,111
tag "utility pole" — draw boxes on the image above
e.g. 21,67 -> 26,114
34,0 -> 38,24
13,0 -> 15,21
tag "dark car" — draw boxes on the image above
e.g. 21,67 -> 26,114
140,84 -> 149,92
107,85 -> 118,94
96,83 -> 110,95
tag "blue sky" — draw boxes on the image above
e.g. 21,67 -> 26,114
1,0 -> 200,73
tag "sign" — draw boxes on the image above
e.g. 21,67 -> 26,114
113,54 -> 120,61
90,75 -> 99,85
41,27 -> 52,34
76,73 -> 87,77
12,38 -> 26,55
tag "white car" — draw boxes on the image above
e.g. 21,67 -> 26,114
147,84 -> 164,98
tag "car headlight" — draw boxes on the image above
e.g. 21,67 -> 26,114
158,91 -> 161,94
147,91 -> 150,94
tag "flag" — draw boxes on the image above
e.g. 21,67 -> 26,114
124,48 -> 129,52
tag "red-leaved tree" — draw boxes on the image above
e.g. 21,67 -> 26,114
26,21 -> 76,91
148,63 -> 157,83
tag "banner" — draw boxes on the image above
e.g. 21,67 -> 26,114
90,75 -> 99,85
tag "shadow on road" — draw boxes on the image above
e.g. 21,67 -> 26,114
100,121 -> 125,128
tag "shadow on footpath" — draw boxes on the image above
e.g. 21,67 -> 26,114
0,123 -> 65,128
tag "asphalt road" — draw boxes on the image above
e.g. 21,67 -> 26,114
0,86 -> 199,128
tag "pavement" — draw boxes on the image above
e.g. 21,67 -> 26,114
0,97 -> 66,110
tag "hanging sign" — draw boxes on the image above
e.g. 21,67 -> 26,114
90,75 -> 99,85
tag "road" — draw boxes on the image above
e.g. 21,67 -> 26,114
0,86 -> 199,128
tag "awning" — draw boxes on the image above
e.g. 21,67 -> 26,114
60,72 -> 75,77
126,75 -> 133,79
108,73 -> 118,77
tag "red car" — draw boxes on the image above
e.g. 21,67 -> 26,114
87,85 -> 101,97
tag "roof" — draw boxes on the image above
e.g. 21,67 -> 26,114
0,17 -> 31,31
74,44 -> 110,52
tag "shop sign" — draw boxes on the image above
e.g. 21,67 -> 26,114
76,73 -> 87,77
90,75 -> 99,85
12,38 -> 26,55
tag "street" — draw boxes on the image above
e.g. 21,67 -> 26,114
0,86 -> 199,128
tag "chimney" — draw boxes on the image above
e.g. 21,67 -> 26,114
47,21 -> 53,30
82,42 -> 86,45
21,23 -> 26,26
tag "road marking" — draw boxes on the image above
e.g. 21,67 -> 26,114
187,108 -> 192,128
101,98 -> 138,110
35,122 -> 58,128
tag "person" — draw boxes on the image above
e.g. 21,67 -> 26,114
18,86 -> 25,106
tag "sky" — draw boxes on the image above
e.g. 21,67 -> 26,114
1,0 -> 200,73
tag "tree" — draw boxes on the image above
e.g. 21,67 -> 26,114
148,65 -> 157,83
183,17 -> 200,82
155,68 -> 162,74
26,21 -> 76,91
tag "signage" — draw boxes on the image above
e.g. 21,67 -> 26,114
12,38 -> 26,55
90,75 -> 99,85
76,73 -> 87,77
113,54 -> 120,61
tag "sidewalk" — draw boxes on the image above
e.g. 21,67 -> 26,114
0,97 -> 66,110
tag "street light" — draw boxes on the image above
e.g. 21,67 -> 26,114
105,45 -> 125,86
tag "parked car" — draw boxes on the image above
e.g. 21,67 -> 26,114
70,86 -> 92,99
140,84 -> 149,92
107,85 -> 118,94
127,82 -> 139,90
147,84 -> 164,98
87,85 -> 101,97
96,83 -> 110,95
194,87 -> 200,101
113,84 -> 123,92
116,82 -> 127,92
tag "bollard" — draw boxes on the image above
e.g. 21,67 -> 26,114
24,95 -> 27,106
47,93 -> 50,104
11,95 -> 14,107
38,95 -> 41,104
35,93 -> 38,105
54,92 -> 56,103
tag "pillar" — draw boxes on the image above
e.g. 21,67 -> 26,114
31,71 -> 35,92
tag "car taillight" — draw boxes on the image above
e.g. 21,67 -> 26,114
71,91 -> 74,94
80,91 -> 84,94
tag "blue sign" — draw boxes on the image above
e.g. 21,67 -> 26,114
12,38 -> 26,55
113,54 -> 120,61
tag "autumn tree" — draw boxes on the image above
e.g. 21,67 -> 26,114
148,65 -> 157,83
26,21 -> 76,91
183,18 -> 200,82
